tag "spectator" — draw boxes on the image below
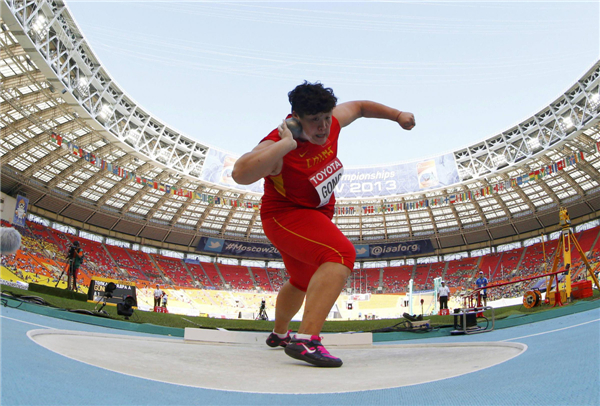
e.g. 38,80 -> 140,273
475,271 -> 488,307
438,281 -> 450,310
153,284 -> 163,308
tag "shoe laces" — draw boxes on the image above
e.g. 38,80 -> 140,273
309,335 -> 331,355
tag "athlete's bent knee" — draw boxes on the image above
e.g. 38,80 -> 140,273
320,239 -> 356,271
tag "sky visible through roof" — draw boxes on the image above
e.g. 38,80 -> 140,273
66,0 -> 599,167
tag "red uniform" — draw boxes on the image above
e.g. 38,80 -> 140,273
260,116 -> 356,291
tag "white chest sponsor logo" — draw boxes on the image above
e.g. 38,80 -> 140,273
309,158 -> 344,207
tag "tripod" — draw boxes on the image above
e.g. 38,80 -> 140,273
55,258 -> 72,289
546,207 -> 600,306
256,300 -> 268,321
94,292 -> 112,315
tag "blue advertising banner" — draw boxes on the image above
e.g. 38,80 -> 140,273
196,237 -> 432,260
203,237 -> 225,253
13,195 -> 29,227
196,237 -> 281,259
354,244 -> 370,259
367,239 -> 434,258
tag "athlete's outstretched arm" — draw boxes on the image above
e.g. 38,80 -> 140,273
333,101 -> 415,130
232,121 -> 297,185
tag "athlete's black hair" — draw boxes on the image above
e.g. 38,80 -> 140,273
288,81 -> 337,117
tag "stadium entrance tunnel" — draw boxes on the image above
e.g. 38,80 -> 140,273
28,329 -> 526,394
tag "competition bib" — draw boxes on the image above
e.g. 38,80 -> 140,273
308,157 -> 344,207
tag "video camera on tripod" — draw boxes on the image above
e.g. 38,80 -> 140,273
56,241 -> 82,290
67,242 -> 78,260
256,299 -> 268,321
94,281 -> 116,314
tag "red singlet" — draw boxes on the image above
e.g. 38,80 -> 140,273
260,116 -> 355,291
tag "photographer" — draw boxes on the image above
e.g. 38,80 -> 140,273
66,241 -> 84,291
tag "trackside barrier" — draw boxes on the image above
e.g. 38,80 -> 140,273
184,328 -> 373,346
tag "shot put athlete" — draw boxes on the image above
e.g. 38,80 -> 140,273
232,81 -> 415,367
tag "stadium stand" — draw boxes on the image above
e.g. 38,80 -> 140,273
201,262 -> 226,290
266,268 -> 286,291
2,217 -> 599,303
186,262 -> 212,288
152,254 -> 195,288
214,263 -> 254,290
382,265 -> 413,293
249,267 -> 275,291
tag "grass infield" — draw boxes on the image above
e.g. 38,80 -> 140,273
1,285 -> 598,333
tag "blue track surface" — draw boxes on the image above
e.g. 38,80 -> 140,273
1,303 -> 599,405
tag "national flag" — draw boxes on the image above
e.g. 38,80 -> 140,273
50,133 -> 62,146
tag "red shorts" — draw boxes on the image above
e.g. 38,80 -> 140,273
261,208 -> 356,292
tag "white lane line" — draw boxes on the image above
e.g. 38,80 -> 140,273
0,314 -> 55,329
501,318 -> 600,342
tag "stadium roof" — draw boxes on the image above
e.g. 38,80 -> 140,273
1,1 -> 599,257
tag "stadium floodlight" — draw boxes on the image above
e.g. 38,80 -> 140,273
73,77 -> 89,97
591,93 -> 600,109
492,154 -> 507,166
31,14 -> 47,35
126,129 -> 142,144
98,104 -> 112,120
562,117 -> 574,128
527,137 -> 541,150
